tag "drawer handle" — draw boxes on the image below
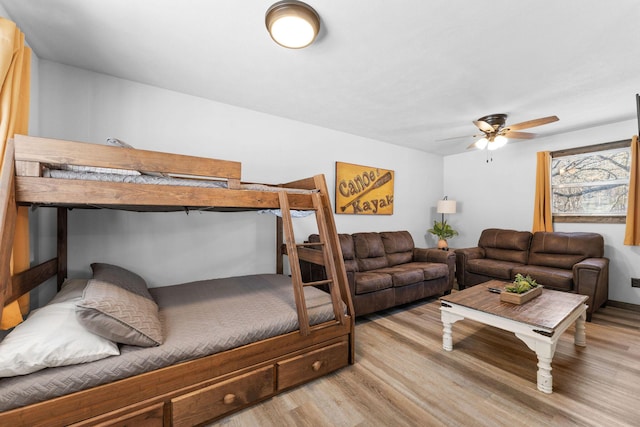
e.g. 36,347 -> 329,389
312,360 -> 323,371
223,393 -> 236,405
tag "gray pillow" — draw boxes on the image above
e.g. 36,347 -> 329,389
91,262 -> 153,300
76,279 -> 163,347
76,264 -> 163,347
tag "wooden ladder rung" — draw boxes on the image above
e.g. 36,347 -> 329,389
297,242 -> 324,247
303,279 -> 332,287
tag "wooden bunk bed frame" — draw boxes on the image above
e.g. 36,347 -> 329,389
0,135 -> 355,427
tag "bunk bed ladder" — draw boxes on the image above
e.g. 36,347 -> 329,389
278,191 -> 345,336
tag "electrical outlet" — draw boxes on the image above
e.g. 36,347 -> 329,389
632,278 -> 640,288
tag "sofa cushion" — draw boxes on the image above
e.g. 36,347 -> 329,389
467,258 -> 523,280
404,262 -> 449,281
376,266 -> 424,287
478,228 -> 532,264
353,271 -> 393,294
515,265 -> 574,291
358,257 -> 388,272
309,233 -> 358,272
353,232 -> 389,271
381,231 -> 415,266
339,234 -> 359,272
380,230 -> 414,253
338,233 -> 356,260
343,259 -> 359,273
387,251 -> 413,266
528,232 -> 604,270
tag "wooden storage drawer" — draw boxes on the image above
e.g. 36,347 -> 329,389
170,365 -> 274,427
277,340 -> 349,391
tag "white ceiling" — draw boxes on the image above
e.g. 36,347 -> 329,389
2,0 -> 640,155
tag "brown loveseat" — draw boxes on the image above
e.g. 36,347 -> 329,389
455,228 -> 609,320
302,230 -> 455,317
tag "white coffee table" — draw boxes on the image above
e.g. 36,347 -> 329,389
440,281 -> 588,393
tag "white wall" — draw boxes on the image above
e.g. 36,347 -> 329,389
444,121 -> 640,305
37,60 -> 444,287
31,58 -> 640,306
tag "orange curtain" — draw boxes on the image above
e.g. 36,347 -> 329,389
624,136 -> 640,245
532,151 -> 553,232
0,18 -> 31,329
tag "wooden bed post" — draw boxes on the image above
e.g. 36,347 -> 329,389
276,216 -> 284,274
57,207 -> 67,290
0,140 -> 18,320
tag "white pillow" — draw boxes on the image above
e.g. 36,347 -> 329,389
49,278 -> 89,304
0,297 -> 120,377
106,137 -> 135,149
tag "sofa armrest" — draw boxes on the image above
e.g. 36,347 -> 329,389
573,257 -> 609,319
413,247 -> 454,263
453,247 -> 485,289
413,248 -> 456,289
454,247 -> 485,261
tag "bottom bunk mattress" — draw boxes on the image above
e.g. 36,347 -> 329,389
0,273 -> 340,412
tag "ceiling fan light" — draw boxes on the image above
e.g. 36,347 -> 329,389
475,137 -> 488,150
266,1 -> 320,49
493,135 -> 508,148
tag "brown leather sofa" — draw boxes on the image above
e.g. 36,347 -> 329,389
455,228 -> 609,320
302,230 -> 455,317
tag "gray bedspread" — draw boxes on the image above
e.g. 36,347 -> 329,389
0,274 -> 340,412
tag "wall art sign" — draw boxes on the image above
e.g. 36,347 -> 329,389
335,162 -> 394,215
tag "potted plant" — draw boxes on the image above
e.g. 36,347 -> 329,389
427,220 -> 458,249
500,273 -> 542,304
505,273 -> 539,294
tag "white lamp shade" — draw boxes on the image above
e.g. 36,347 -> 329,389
437,199 -> 457,214
475,137 -> 488,150
493,135 -> 508,148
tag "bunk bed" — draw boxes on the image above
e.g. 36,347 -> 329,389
0,135 -> 355,427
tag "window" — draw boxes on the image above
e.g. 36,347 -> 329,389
551,140 -> 631,223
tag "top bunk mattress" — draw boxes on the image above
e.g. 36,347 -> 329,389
42,168 -> 315,194
0,273 -> 341,412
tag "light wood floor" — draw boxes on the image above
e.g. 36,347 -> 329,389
210,298 -> 640,427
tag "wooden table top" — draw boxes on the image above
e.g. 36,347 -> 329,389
441,280 -> 589,330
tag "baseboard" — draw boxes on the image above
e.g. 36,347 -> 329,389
606,300 -> 640,313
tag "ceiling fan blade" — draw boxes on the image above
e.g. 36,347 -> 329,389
473,120 -> 494,133
503,130 -> 536,139
506,115 -> 559,131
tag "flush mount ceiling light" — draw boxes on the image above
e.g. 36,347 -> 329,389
265,1 -> 320,49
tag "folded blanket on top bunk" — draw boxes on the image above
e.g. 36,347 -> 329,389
0,272 -> 341,412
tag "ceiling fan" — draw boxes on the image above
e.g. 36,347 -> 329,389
467,113 -> 559,150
